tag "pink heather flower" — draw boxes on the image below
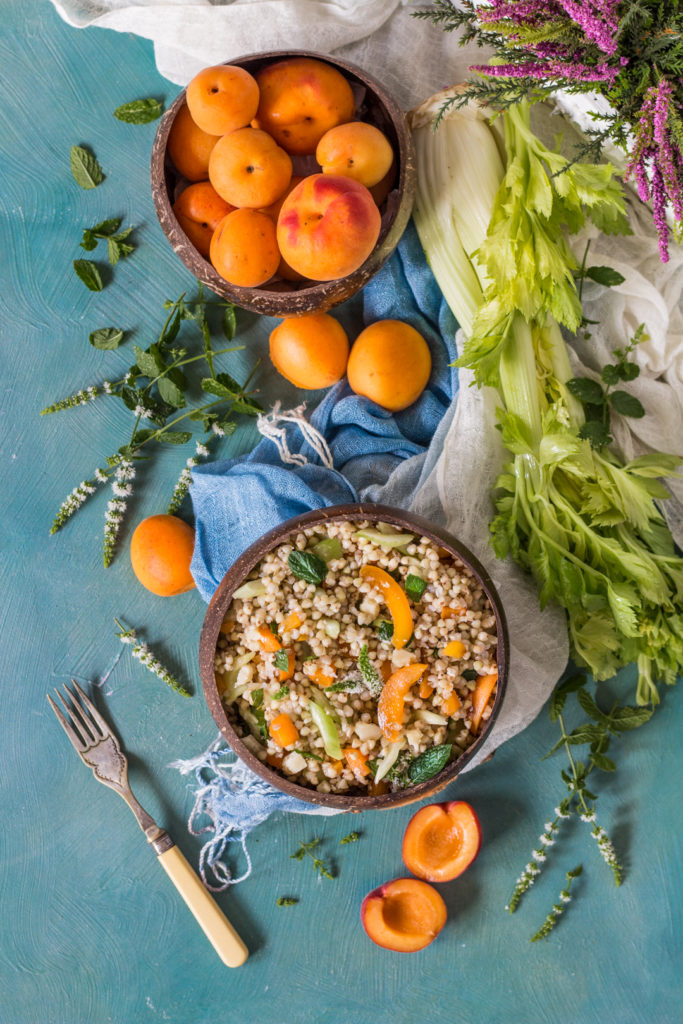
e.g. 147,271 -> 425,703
471,59 -> 618,83
651,164 -> 671,263
556,0 -> 619,55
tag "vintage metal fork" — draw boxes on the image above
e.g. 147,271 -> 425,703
48,680 -> 248,967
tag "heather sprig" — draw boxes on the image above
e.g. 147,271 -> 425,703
115,618 -> 191,697
414,0 -> 683,258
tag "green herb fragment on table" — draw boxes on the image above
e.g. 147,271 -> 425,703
73,259 -> 103,292
276,896 -> 299,907
113,98 -> 163,124
115,617 -> 191,697
340,832 -> 360,845
89,327 -> 125,351
80,217 -> 136,265
70,144 -> 103,189
291,838 -> 335,880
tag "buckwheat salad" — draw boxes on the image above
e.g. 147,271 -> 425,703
215,519 -> 500,795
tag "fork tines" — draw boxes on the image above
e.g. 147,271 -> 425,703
47,680 -> 108,751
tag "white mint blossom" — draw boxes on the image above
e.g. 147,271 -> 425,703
50,469 -> 108,534
115,620 -> 190,697
103,460 -> 135,567
168,437 -> 212,514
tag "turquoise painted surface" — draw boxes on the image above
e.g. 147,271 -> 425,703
0,4 -> 681,1023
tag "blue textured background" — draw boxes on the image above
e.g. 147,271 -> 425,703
1,4 -> 681,1023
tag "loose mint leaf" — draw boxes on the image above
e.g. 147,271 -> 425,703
134,345 -> 164,379
340,832 -> 360,844
158,431 -> 192,445
273,685 -> 290,700
70,145 -> 104,189
585,266 -> 626,288
276,896 -> 299,907
89,327 -> 124,350
376,619 -> 394,642
274,649 -> 289,671
89,218 -> 122,238
113,98 -> 163,124
567,377 -> 605,405
407,743 -> 452,784
462,669 -> 478,681
73,259 -> 103,291
288,550 -> 328,585
609,390 -> 645,418
326,677 -> 362,693
358,644 -> 381,696
405,574 -> 427,601
157,376 -> 186,408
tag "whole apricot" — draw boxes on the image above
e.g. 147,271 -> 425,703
167,101 -> 220,181
255,57 -> 355,155
209,127 -> 292,209
269,314 -> 349,389
130,514 -> 196,597
186,64 -> 259,137
173,182 -> 235,259
347,320 -> 432,412
316,122 -> 394,188
277,174 -> 381,281
210,208 -> 280,287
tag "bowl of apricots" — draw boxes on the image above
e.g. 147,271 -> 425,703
151,51 -> 416,316
199,503 -> 509,812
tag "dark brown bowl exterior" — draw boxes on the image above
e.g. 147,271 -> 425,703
199,503 -> 509,812
151,51 -> 416,316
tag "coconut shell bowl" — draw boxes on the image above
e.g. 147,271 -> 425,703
199,504 -> 509,812
151,50 -> 416,317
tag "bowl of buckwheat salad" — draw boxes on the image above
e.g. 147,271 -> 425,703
200,504 -> 509,810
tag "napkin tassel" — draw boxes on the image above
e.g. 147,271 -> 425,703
256,402 -> 334,469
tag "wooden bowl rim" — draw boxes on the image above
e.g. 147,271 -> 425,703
199,503 -> 510,812
150,49 -> 416,316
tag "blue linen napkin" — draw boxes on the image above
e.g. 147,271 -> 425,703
190,220 -> 458,600
180,221 -> 459,888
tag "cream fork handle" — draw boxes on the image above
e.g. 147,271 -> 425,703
157,844 -> 249,967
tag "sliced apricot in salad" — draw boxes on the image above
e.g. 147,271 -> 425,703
402,801 -> 482,883
359,564 -> 413,649
471,672 -> 498,733
270,712 -> 299,748
257,624 -> 281,652
441,639 -> 466,659
377,663 -> 428,742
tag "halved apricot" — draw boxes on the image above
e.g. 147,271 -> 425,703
377,663 -> 428,742
359,564 -> 413,649
402,801 -> 482,883
361,877 -> 447,952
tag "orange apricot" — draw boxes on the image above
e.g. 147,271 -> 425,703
361,878 -> 447,953
316,122 -> 394,188
185,64 -> 259,137
209,127 -> 292,209
172,181 -> 235,259
129,514 -> 195,597
402,802 -> 482,883
255,57 -> 355,155
167,101 -> 220,182
269,313 -> 349,389
347,320 -> 432,412
277,174 -> 381,281
210,208 -> 280,287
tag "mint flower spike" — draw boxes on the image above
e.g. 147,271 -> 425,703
589,819 -> 623,885
41,382 -> 113,415
506,812 -> 567,913
530,865 -> 582,942
167,436 -> 212,514
50,467 -> 109,534
115,618 -> 191,698
103,458 -> 135,567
